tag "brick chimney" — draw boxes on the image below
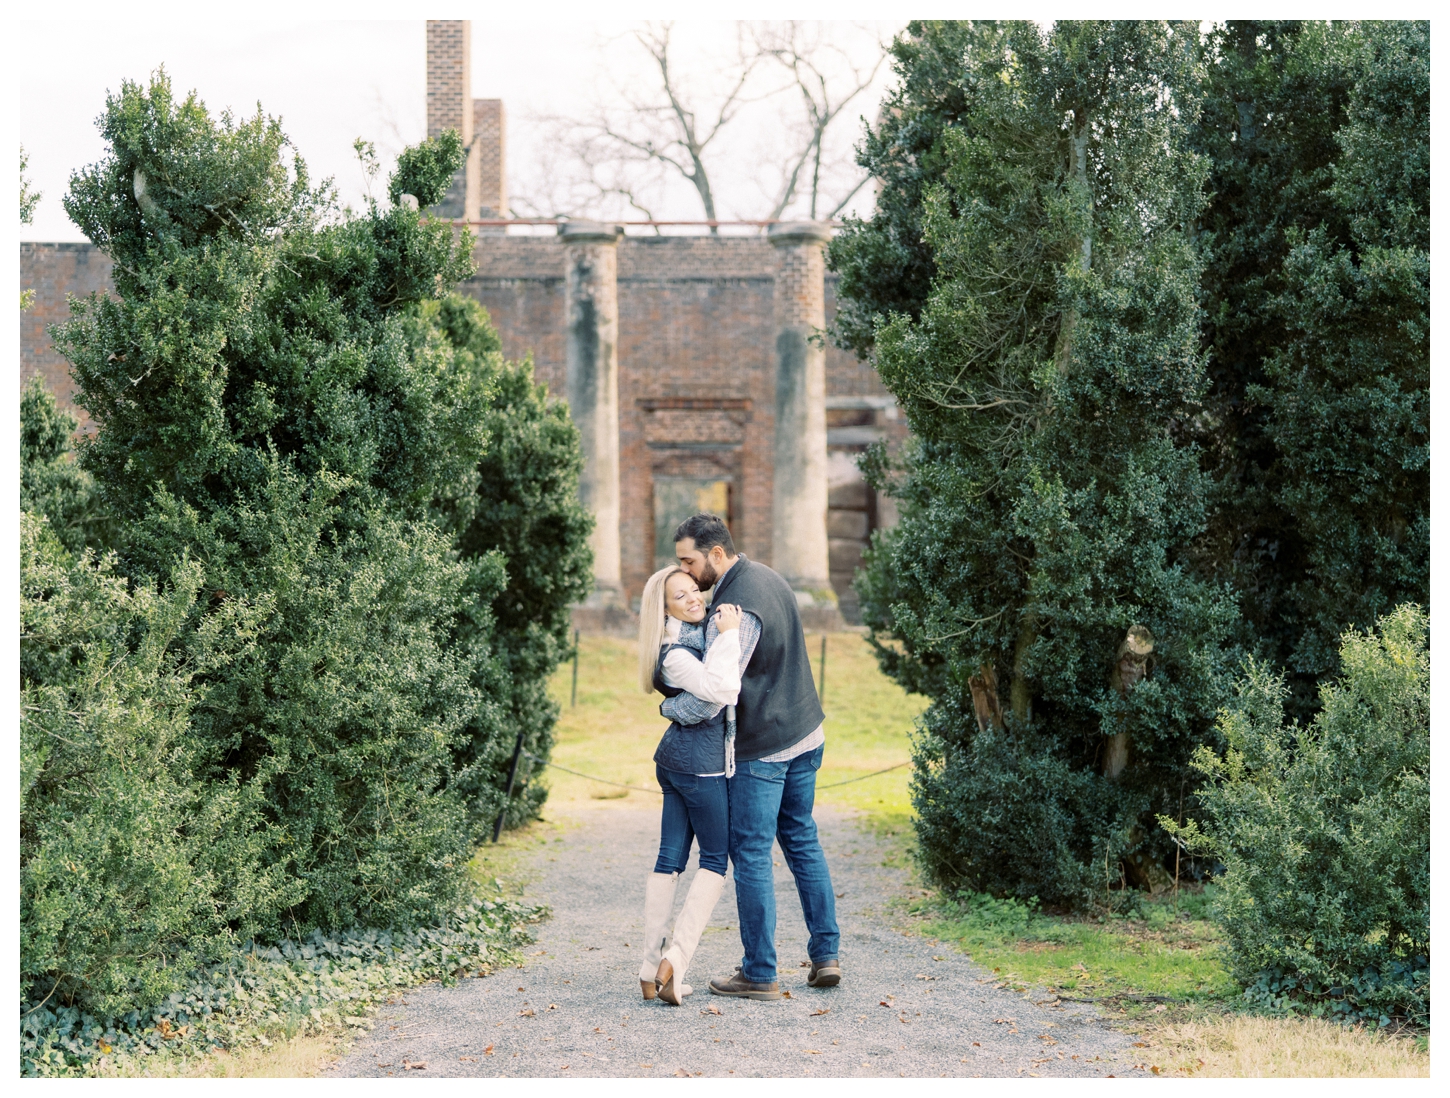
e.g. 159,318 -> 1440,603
473,99 -> 507,220
425,20 -> 479,219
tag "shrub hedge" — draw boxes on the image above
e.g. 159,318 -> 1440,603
1166,605 -> 1429,1025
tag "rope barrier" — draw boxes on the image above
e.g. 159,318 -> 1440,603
522,753 -> 661,793
521,752 -> 910,793
817,760 -> 911,788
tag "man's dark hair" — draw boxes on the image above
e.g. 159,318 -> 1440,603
674,512 -> 735,556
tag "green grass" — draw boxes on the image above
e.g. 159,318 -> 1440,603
905,883 -> 1239,1018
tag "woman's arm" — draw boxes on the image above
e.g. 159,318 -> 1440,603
660,629 -> 741,706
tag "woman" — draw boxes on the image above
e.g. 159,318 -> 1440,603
635,565 -> 742,1006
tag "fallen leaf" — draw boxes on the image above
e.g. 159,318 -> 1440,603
933,956 -> 944,962
531,949 -> 548,955
781,990 -> 792,999
519,1008 -> 536,1017
800,961 -> 810,967
803,1049 -> 821,1055
404,1061 -> 427,1071
459,1056 -> 477,1062
548,1003 -> 559,1011
1151,1066 -> 1162,1075
675,1069 -> 691,1078
810,1008 -> 830,1017
879,1001 -> 892,1007
702,1006 -> 723,1016
638,1063 -> 653,1068
835,892 -> 845,898
484,1045 -> 494,1055
517,987 -> 525,992
559,1065 -> 570,1071
594,1027 -> 603,1032
1133,1042 -> 1149,1048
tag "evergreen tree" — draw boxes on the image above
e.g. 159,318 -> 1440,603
1194,21 -> 1429,714
50,71 -> 588,930
839,21 -> 1238,904
20,379 -> 110,555
425,295 -> 594,832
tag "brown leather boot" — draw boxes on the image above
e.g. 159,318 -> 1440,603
655,958 -> 680,1005
707,967 -> 782,1001
807,957 -> 841,988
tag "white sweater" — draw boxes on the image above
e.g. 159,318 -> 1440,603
660,616 -> 742,706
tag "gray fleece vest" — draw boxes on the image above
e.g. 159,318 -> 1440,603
710,556 -> 824,761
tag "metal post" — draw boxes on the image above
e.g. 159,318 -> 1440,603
819,634 -> 827,704
492,729 -> 526,843
570,628 -> 580,707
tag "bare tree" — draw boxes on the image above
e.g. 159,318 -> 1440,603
517,21 -> 892,227
753,21 -> 888,220
530,23 -> 762,231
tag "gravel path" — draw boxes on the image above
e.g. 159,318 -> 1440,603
329,804 -> 1133,1079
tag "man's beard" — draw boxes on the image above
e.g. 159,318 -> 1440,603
694,559 -> 719,591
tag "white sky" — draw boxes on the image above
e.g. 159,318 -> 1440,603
16,17 -> 902,242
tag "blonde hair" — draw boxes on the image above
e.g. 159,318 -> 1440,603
638,566 -> 685,694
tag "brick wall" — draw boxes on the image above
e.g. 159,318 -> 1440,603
19,243 -> 115,428
19,235 -> 905,615
462,234 -> 902,610
473,99 -> 506,218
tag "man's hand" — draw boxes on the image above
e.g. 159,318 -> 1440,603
713,603 -> 742,632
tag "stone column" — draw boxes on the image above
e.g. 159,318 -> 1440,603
425,19 -> 479,220
560,221 -> 626,611
768,221 -> 839,628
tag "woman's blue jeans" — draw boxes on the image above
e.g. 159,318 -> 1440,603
728,744 -> 840,983
654,766 -> 730,876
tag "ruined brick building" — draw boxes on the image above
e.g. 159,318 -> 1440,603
20,19 -> 906,627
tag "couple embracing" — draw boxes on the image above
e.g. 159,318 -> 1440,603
633,513 -> 840,1005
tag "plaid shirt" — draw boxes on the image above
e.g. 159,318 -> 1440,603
659,610 -> 761,725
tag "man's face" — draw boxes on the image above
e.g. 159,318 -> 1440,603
675,538 -> 720,591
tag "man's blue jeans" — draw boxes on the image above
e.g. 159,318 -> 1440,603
728,744 -> 840,983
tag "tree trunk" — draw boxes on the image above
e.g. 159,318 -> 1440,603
1104,625 -> 1154,780
968,664 -> 1004,733
1010,614 -> 1037,724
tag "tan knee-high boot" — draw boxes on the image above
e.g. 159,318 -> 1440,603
656,869 -> 726,1006
638,872 -> 679,999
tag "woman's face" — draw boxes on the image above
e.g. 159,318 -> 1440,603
664,572 -> 706,623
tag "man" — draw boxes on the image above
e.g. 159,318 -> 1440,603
661,513 -> 841,1001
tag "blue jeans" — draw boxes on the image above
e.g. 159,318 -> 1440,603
728,744 -> 840,983
655,766 -> 730,876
